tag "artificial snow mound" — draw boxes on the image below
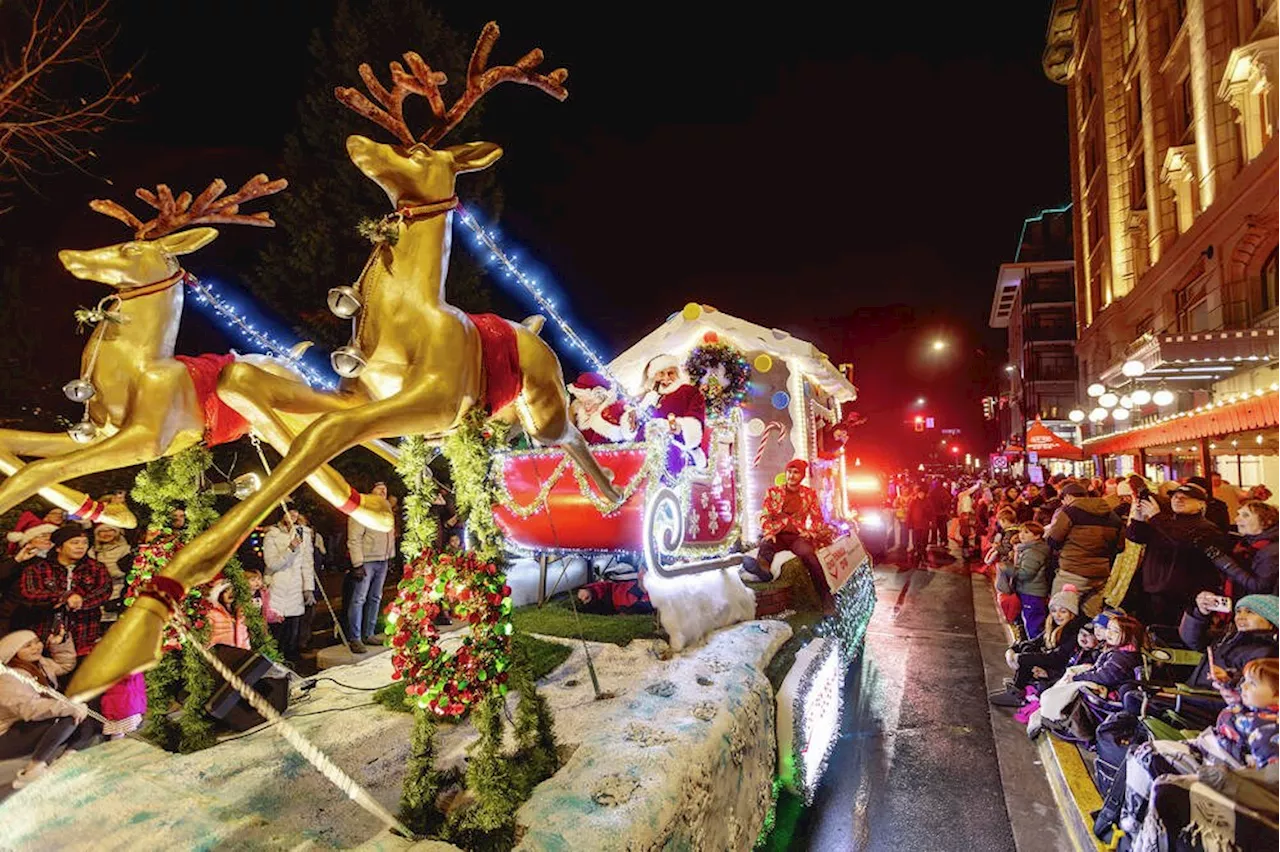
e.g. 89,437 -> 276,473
515,619 -> 791,851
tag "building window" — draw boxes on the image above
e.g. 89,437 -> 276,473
1221,45 -> 1277,165
1084,69 -> 1097,107
1127,80 -> 1144,146
1175,278 -> 1210,332
1135,313 -> 1155,337
1032,350 -> 1077,381
1122,0 -> 1139,60
1178,74 -> 1195,144
1026,308 -> 1075,341
1035,393 -> 1077,420
1262,248 -> 1278,315
1130,151 -> 1147,210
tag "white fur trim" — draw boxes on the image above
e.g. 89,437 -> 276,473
675,416 -> 703,449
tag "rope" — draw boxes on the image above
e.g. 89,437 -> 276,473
526,453 -> 606,701
174,620 -> 415,839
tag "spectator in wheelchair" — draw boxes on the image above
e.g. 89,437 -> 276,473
990,585 -> 1089,708
1121,593 -> 1279,725
1117,657 -> 1278,846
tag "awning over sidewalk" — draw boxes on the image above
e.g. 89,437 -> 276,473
1026,419 -> 1084,460
1099,328 -> 1278,384
1083,389 -> 1279,456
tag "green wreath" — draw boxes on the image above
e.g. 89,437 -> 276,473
388,549 -> 514,717
685,341 -> 750,417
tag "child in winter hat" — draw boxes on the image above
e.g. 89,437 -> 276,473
1048,584 -> 1081,615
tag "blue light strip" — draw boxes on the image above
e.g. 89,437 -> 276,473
456,204 -> 622,391
186,277 -> 337,390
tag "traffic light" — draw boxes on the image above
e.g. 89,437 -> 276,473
982,396 -> 996,420
913,415 -> 925,433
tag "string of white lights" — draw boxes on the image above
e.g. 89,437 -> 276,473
455,204 -> 620,390
186,277 -> 337,390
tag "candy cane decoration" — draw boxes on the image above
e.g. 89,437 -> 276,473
752,421 -> 789,467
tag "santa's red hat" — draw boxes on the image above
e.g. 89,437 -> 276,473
785,459 -> 808,475
643,354 -> 680,384
570,372 -> 610,391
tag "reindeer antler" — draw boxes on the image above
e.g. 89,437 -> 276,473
335,21 -> 568,148
89,174 -> 289,239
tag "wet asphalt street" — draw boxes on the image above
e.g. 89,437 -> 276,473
796,550 -> 1019,852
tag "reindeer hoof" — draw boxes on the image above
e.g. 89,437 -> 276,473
67,596 -> 168,701
352,493 -> 394,533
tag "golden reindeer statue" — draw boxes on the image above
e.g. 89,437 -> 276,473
0,176 -> 394,534
70,22 -> 620,699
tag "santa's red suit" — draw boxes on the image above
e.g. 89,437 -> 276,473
639,355 -> 709,472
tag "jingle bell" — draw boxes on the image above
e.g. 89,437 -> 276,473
62,378 -> 96,403
67,419 -> 97,444
232,471 -> 263,500
327,285 -> 362,319
331,345 -> 368,378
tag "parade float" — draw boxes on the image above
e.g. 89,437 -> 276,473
0,21 -> 876,852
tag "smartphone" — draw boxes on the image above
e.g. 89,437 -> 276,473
1137,488 -> 1153,502
1206,594 -> 1233,614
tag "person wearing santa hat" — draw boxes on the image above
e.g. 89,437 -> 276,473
567,372 -> 637,445
746,459 -> 836,613
638,354 -> 709,475
0,524 -> 57,635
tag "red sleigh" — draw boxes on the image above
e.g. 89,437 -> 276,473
492,417 -> 746,576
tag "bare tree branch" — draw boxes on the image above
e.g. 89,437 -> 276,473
0,0 -> 139,211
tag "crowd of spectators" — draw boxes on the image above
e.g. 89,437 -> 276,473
883,467 -> 1277,849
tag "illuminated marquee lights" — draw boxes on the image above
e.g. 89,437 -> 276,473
456,204 -> 620,390
187,276 -> 337,390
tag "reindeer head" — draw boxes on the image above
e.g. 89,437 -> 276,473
60,176 -> 287,289
336,22 -> 567,209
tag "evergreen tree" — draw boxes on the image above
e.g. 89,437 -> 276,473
249,0 -> 499,349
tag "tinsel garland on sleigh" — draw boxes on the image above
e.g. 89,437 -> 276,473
125,447 -> 277,753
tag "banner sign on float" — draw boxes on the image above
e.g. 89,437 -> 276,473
817,534 -> 868,593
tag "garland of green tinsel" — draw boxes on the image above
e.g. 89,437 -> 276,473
128,447 -> 277,753
396,435 -> 440,560
392,409 -> 560,845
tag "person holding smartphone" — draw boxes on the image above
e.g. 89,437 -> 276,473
1125,482 -> 1228,626
263,508 -> 315,667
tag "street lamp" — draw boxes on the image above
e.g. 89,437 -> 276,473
1068,409 -> 1086,423
932,339 -> 947,352
915,397 -> 926,405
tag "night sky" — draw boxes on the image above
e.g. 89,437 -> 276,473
4,1 -> 1069,465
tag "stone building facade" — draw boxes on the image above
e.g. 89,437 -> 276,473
1043,0 -> 1278,488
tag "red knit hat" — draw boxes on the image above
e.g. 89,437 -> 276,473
785,459 -> 808,475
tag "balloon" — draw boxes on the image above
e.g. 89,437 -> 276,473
703,331 -> 719,343
771,391 -> 790,410
682,303 -> 703,321
754,354 -> 773,373
746,418 -> 766,437
774,472 -> 787,486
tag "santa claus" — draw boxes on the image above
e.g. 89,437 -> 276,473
567,372 -> 636,445
638,354 -> 709,472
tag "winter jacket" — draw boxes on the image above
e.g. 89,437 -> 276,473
1207,526 -> 1279,596
1045,497 -> 1123,581
14,557 -> 112,655
206,582 -> 249,650
1012,612 -> 1090,681
1127,513 -> 1227,597
1011,539 -> 1052,597
347,515 -> 394,567
0,636 -> 77,736
263,525 -> 315,618
906,496 -> 931,529
1179,607 -> 1278,689
1072,644 -> 1141,689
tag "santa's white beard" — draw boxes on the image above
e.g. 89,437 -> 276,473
656,377 -> 689,395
